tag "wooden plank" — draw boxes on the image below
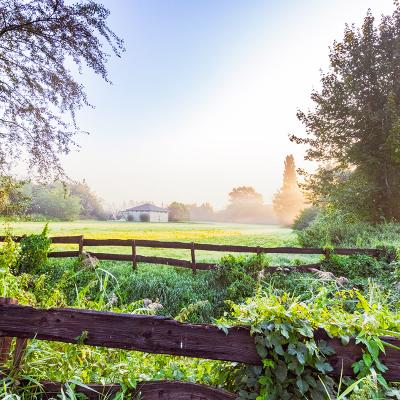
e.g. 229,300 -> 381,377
78,236 -> 84,255
86,252 -> 215,270
83,238 -> 193,249
13,337 -> 28,370
50,236 -> 82,244
314,330 -> 400,382
132,240 -> 137,270
0,298 -> 18,366
40,380 -> 235,400
0,303 -> 400,380
0,303 -> 260,364
195,243 -> 379,256
0,235 -> 382,258
191,243 -> 196,274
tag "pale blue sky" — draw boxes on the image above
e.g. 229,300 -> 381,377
62,0 -> 395,209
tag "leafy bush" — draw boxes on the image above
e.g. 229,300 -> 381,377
296,210 -> 400,248
322,254 -> 387,281
26,183 -> 82,221
15,225 -> 51,274
222,284 -> 400,399
1,239 -> 400,398
210,254 -> 267,305
292,207 -> 319,231
168,202 -> 189,221
127,213 -> 134,222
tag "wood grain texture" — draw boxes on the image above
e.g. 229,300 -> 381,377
40,380 -> 236,400
50,236 -> 82,244
1,302 -> 400,380
0,303 -> 259,364
314,330 -> 400,382
0,298 -> 18,365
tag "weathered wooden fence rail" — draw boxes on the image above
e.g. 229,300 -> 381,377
0,299 -> 400,399
0,235 -> 383,272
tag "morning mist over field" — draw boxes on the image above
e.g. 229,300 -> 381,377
3,0 -> 400,397
61,0 -> 395,209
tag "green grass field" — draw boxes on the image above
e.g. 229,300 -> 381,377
3,220 -> 311,264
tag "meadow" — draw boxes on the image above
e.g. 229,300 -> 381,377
2,220 -> 400,399
5,220 -> 304,264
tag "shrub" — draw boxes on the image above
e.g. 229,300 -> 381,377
224,284 -> 400,400
211,254 -> 267,305
292,207 -> 319,230
127,214 -> 134,222
15,225 -> 51,274
296,210 -> 400,249
168,202 -> 189,221
322,254 -> 387,280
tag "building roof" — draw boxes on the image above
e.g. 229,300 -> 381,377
124,203 -> 168,213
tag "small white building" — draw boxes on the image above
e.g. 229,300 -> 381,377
122,203 -> 169,222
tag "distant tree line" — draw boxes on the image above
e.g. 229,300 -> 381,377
168,156 -> 307,226
0,179 -> 107,221
167,186 -> 278,224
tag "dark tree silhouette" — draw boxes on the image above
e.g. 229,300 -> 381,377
0,0 -> 124,178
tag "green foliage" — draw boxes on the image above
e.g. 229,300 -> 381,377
322,254 -> 388,281
168,202 -> 190,222
1,224 -> 400,398
0,0 -> 124,179
0,175 -> 29,217
292,207 -> 320,231
0,235 -> 21,298
223,285 -> 400,399
26,183 -> 82,221
15,225 -> 51,275
69,180 -> 107,220
211,254 -> 266,304
296,210 -> 400,248
291,6 -> 400,222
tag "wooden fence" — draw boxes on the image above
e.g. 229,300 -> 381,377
0,298 -> 400,399
0,235 -> 383,272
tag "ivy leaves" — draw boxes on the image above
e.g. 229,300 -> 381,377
239,321 -> 335,399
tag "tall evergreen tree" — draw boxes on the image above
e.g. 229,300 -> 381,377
273,155 -> 305,226
291,5 -> 400,222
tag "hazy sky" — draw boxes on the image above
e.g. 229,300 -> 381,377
61,0 -> 395,209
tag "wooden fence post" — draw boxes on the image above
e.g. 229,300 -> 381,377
324,248 -> 331,261
132,240 -> 137,270
0,298 -> 18,367
13,338 -> 28,370
78,235 -> 84,256
191,243 -> 196,275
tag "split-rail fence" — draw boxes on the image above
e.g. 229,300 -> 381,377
0,297 -> 400,399
0,235 -> 383,273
